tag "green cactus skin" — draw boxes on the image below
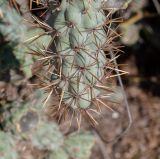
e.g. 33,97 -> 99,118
0,132 -> 18,159
46,0 -> 112,112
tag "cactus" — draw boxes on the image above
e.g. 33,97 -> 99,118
36,0 -> 120,124
0,2 -> 52,78
14,27 -> 52,77
0,2 -> 26,46
48,0 -> 106,107
0,3 -> 25,80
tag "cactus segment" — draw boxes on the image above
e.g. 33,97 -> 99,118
47,0 -> 108,110
39,0 -> 121,124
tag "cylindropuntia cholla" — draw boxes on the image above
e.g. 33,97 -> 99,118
34,0 -> 123,125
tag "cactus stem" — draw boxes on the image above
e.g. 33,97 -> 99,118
30,0 -> 125,126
